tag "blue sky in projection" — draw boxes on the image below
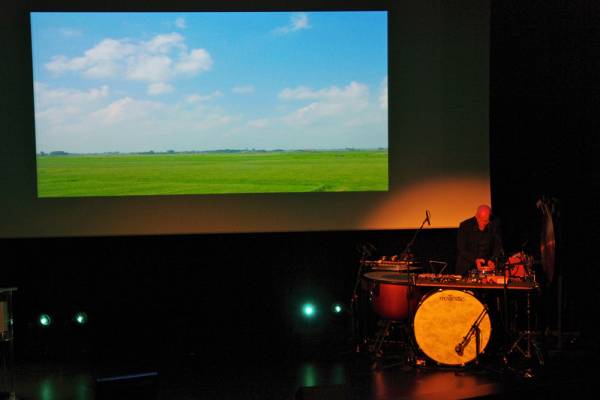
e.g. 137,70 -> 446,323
31,12 -> 387,153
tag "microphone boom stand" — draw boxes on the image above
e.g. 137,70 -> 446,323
455,306 -> 488,367
398,213 -> 429,264
396,212 -> 429,369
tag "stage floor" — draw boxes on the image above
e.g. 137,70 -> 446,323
2,337 -> 598,400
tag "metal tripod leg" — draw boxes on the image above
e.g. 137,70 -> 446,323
369,320 -> 415,371
370,319 -> 392,357
504,292 -> 544,367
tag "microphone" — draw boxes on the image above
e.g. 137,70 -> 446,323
455,343 -> 464,356
425,210 -> 431,226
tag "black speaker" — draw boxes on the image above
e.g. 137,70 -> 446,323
95,371 -> 159,400
295,384 -> 349,400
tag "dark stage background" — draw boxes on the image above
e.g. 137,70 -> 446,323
1,0 -> 599,374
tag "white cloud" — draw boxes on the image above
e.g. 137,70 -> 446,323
174,17 -> 187,29
144,32 -> 185,54
91,97 -> 135,123
175,48 -> 212,75
278,81 -> 373,126
36,105 -> 81,127
89,97 -> 165,124
47,38 -> 139,79
147,82 -> 174,95
291,13 -> 311,30
279,81 -> 368,102
283,102 -> 342,125
232,85 -> 255,94
45,33 -> 212,84
33,85 -> 239,152
185,91 -> 222,103
247,118 -> 269,128
237,79 -> 387,149
127,54 -> 173,82
195,114 -> 232,131
33,79 -> 386,153
273,13 -> 311,35
33,82 -> 111,128
34,82 -> 110,106
59,28 -> 82,37
278,86 -> 314,100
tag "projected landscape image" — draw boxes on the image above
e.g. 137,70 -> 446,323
31,12 -> 388,197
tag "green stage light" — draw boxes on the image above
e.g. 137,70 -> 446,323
302,303 -> 316,318
332,303 -> 343,314
38,314 -> 52,327
73,311 -> 88,325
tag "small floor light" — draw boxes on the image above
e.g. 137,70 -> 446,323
332,303 -> 343,314
73,311 -> 88,325
302,303 -> 316,318
38,313 -> 52,327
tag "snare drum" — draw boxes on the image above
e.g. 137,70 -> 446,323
413,289 -> 492,366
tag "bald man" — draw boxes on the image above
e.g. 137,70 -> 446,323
455,205 -> 504,276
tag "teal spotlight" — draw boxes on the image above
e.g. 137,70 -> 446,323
73,311 -> 88,325
38,313 -> 52,327
302,303 -> 316,318
332,303 -> 344,314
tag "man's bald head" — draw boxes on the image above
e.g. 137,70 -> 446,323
475,205 -> 492,230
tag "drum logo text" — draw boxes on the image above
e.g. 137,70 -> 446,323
439,294 -> 464,302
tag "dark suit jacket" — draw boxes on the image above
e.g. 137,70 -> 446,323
455,217 -> 504,275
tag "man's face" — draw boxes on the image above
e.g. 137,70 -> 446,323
476,209 -> 490,230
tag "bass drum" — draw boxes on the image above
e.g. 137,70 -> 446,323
413,289 -> 492,366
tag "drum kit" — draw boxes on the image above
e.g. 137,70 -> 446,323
353,251 -> 541,368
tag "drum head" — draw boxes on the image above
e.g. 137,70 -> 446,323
362,271 -> 411,284
413,289 -> 491,366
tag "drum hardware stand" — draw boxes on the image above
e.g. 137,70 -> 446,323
370,274 -> 419,371
500,258 -> 510,360
369,319 -> 415,371
370,319 -> 393,358
496,255 -> 523,360
349,243 -> 375,353
402,271 -> 420,370
503,291 -> 544,371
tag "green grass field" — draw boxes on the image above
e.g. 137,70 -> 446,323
36,150 -> 388,197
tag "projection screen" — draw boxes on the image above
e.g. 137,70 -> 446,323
0,0 -> 490,238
